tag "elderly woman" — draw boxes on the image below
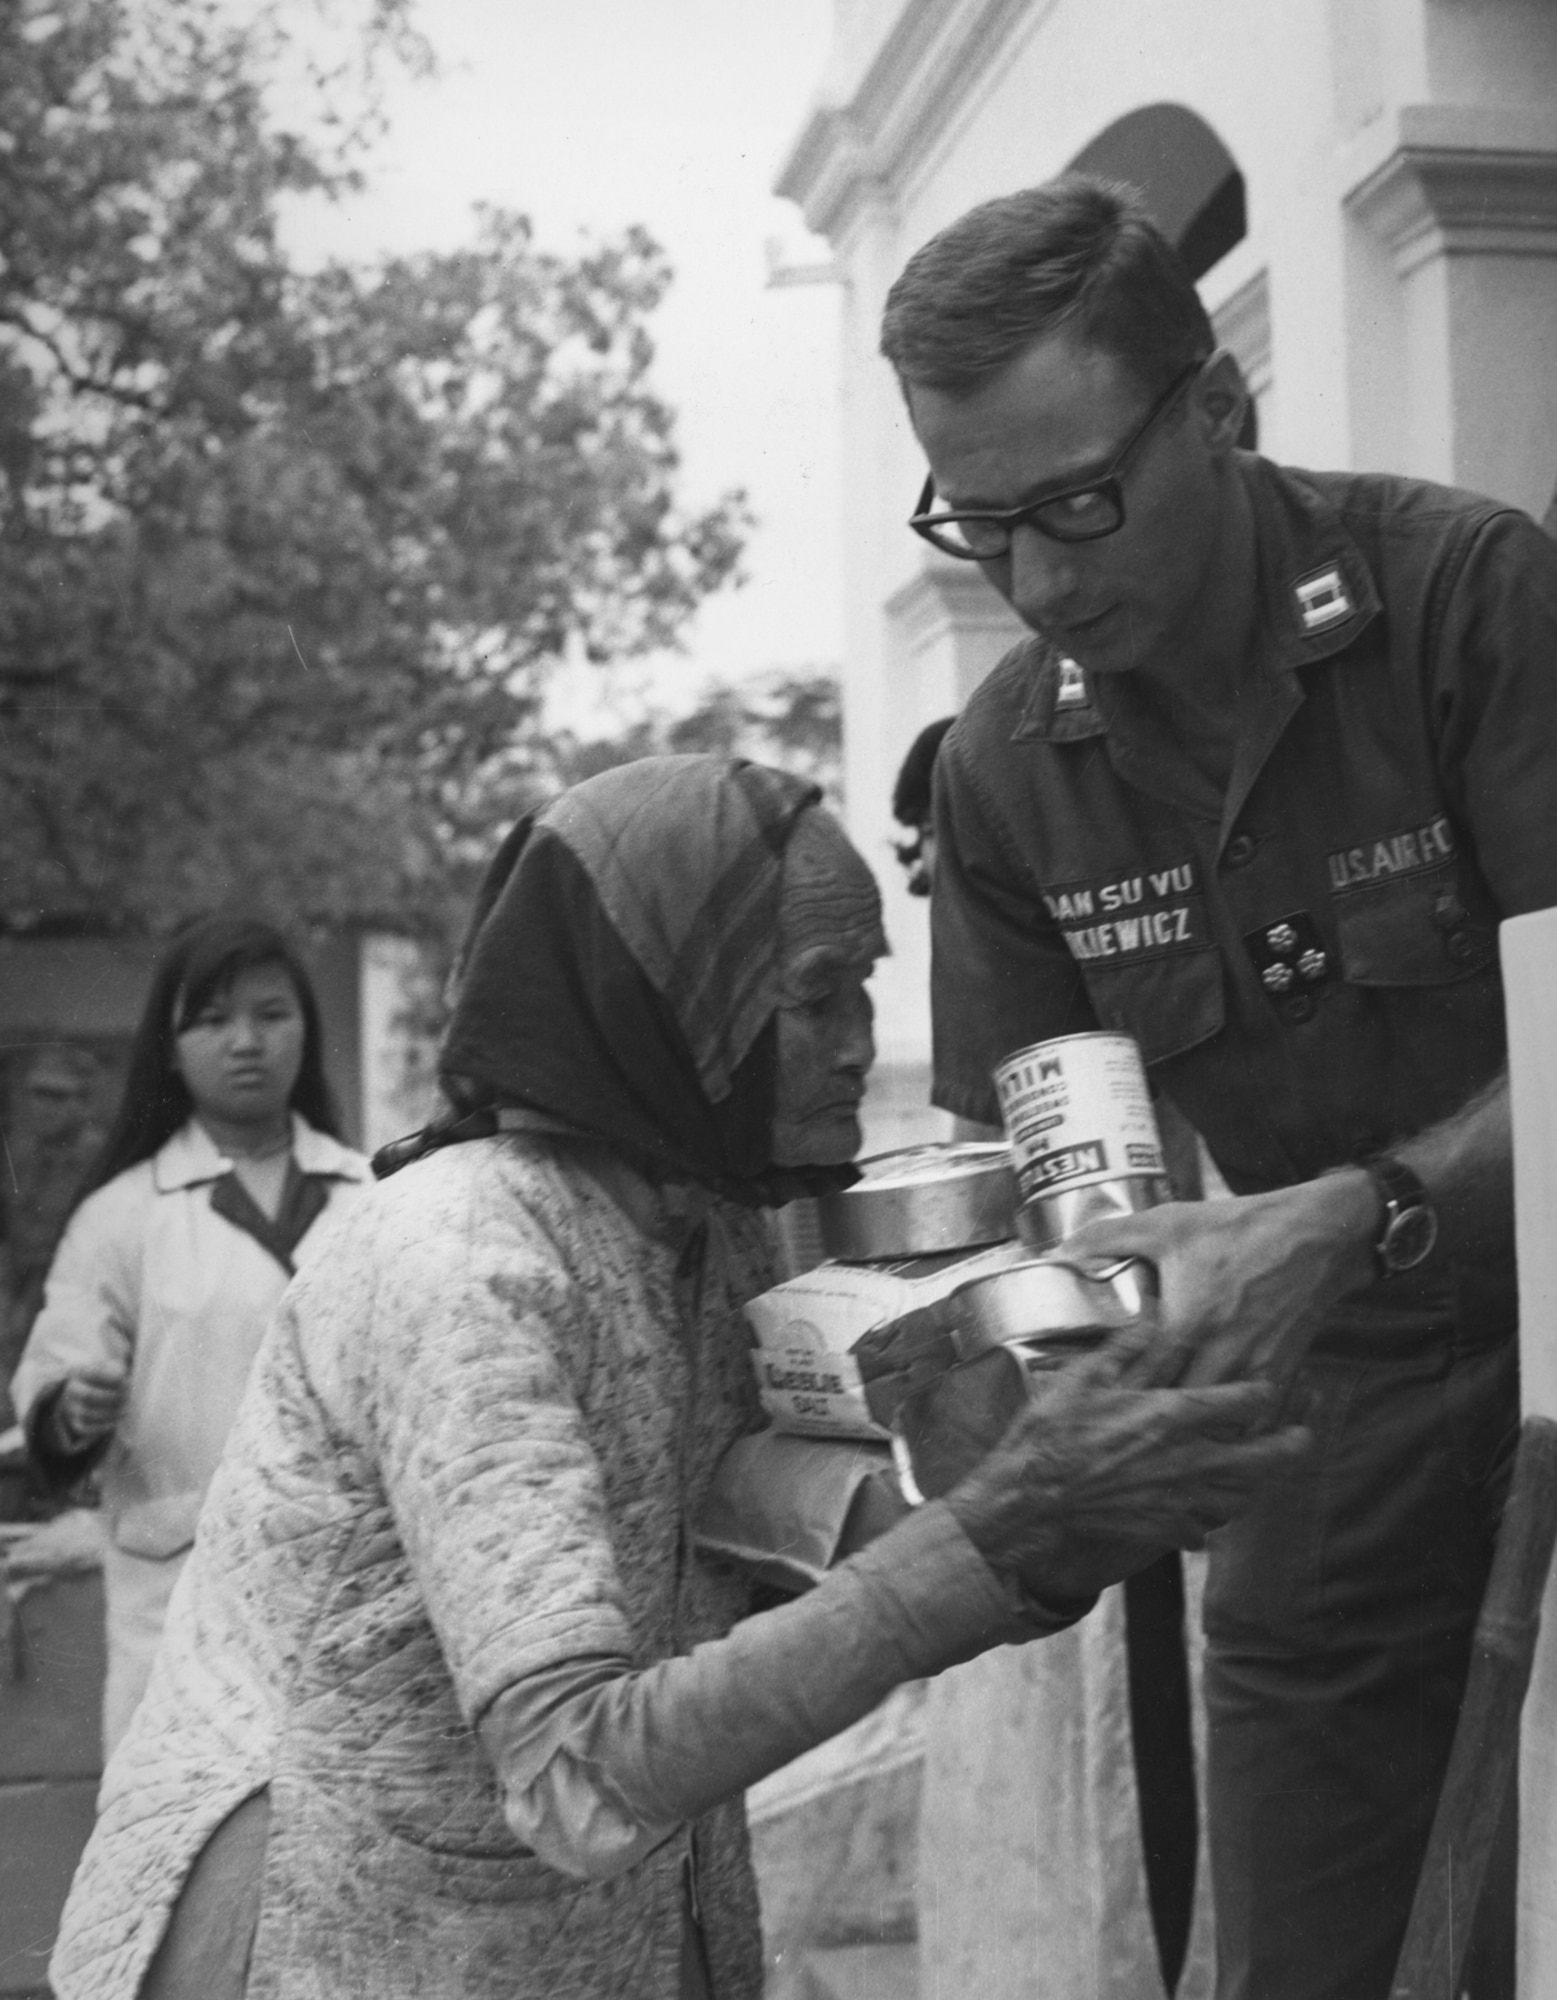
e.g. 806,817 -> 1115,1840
49,758 -> 1299,2000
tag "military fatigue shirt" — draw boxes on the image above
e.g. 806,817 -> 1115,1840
932,455 -> 1557,1339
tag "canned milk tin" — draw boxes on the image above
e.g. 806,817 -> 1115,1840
992,1032 -> 1167,1245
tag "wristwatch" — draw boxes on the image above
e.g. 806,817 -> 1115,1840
1362,1155 -> 1438,1277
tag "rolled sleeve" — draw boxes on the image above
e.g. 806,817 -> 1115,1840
1433,509 -> 1557,918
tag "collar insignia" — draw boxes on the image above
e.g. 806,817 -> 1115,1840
1054,656 -> 1089,709
1293,565 -> 1353,632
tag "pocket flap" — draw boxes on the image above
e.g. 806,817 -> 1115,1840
1333,864 -> 1496,986
1076,944 -> 1226,1066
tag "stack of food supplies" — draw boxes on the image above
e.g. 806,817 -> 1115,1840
695,1143 -> 1025,1592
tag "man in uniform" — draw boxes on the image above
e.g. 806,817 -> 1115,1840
879,175 -> 1557,1997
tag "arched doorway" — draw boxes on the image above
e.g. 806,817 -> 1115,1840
1069,102 -> 1245,280
1070,105 -> 1259,447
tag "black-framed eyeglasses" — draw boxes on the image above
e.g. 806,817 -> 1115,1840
908,358 -> 1206,558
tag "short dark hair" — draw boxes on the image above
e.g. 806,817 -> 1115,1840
77,914 -> 340,1203
892,717 -> 955,829
880,174 -> 1213,400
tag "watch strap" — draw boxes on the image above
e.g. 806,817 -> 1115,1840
1361,1155 -> 1437,1276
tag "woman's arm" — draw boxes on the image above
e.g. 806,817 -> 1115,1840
12,1185 -> 137,1485
472,1323 -> 1301,1881
478,1500 -> 1030,1879
357,1160 -> 1300,1883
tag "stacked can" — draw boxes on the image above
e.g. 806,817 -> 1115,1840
992,1030 -> 1169,1249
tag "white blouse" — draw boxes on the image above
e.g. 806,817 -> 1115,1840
11,1114 -> 370,1559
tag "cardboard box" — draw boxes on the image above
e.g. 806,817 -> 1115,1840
744,1241 -> 1025,1440
694,1431 -> 904,1591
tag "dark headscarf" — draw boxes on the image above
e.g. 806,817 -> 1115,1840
377,756 -> 876,1206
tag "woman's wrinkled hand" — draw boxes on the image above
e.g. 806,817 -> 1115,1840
943,1315 -> 1310,1602
53,1368 -> 128,1447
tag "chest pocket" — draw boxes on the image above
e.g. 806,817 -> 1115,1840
1073,945 -> 1226,1068
1332,860 -> 1497,986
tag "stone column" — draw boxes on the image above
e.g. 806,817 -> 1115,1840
1343,103 -> 1557,515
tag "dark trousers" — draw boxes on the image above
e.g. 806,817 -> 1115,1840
1203,1329 -> 1518,2000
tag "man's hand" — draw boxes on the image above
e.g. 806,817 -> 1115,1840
52,1368 -> 128,1447
1057,1174 -> 1379,1387
1049,1072 -> 1514,1388
943,1316 -> 1310,1602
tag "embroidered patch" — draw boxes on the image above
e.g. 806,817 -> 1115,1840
1327,815 -> 1457,892
1055,656 -> 1089,709
1294,565 -> 1353,632
1044,862 -> 1209,964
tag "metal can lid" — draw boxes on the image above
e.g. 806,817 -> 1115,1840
845,1142 -> 1013,1191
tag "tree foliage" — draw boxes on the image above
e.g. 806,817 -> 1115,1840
0,0 -> 748,939
548,669 -> 842,810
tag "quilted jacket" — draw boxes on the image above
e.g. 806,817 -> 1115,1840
49,1134 -> 775,1999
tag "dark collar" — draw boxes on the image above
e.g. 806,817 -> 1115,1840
1010,453 -> 1383,747
209,1161 -> 330,1276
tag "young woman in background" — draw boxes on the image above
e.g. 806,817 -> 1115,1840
11,914 -> 369,1752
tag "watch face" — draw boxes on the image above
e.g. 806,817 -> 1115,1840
1382,1205 -> 1438,1272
